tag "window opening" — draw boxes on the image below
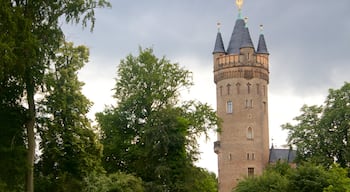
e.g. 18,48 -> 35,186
248,167 -> 254,177
227,84 -> 231,95
227,101 -> 233,114
263,85 -> 266,96
236,83 -> 241,94
247,83 -> 251,94
247,127 -> 253,139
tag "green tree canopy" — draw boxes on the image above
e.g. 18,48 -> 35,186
97,48 -> 219,192
35,42 -> 103,192
283,82 -> 350,168
233,162 -> 350,192
0,1 -> 110,191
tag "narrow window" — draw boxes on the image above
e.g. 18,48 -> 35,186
227,101 -> 233,114
252,153 -> 255,160
236,83 -> 241,94
247,127 -> 253,139
256,84 -> 260,95
247,83 -> 251,94
219,86 -> 223,96
247,53 -> 250,61
263,101 -> 267,113
229,153 -> 232,160
245,99 -> 253,108
246,153 -> 250,160
248,167 -> 254,177
263,85 -> 266,96
227,84 -> 231,95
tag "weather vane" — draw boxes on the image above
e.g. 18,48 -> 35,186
236,0 -> 244,18
236,0 -> 244,10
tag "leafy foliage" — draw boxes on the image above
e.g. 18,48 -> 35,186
82,172 -> 144,192
283,82 -> 350,168
97,48 -> 219,191
35,42 -> 103,191
233,162 -> 350,192
1,1 -> 110,191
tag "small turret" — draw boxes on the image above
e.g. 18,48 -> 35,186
213,23 -> 226,54
257,25 -> 269,54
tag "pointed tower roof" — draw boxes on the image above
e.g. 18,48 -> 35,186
226,3 -> 254,54
213,23 -> 226,54
241,23 -> 254,49
257,25 -> 269,54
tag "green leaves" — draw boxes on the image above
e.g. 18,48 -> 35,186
36,42 -> 103,191
234,162 -> 350,192
98,47 -> 219,191
282,82 -> 350,167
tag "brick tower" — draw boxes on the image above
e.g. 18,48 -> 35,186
213,1 -> 270,191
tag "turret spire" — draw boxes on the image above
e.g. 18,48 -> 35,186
257,24 -> 269,54
213,22 -> 226,54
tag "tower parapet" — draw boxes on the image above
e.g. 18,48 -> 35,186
213,53 -> 269,83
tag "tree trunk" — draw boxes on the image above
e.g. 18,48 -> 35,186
25,77 -> 35,192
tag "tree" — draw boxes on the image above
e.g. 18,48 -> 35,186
287,163 -> 329,192
96,48 -> 220,191
0,1 -> 110,191
82,172 -> 144,192
282,82 -> 350,168
282,105 -> 327,164
35,42 -> 103,191
0,97 -> 26,192
233,162 -> 290,192
233,162 -> 350,192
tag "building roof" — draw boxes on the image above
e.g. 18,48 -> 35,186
269,147 -> 296,163
213,31 -> 226,54
257,34 -> 269,54
226,18 -> 254,54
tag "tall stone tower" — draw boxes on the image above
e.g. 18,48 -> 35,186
213,1 -> 270,191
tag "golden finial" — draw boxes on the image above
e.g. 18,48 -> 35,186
217,22 -> 221,31
260,24 -> 264,34
236,0 -> 244,11
244,17 -> 248,24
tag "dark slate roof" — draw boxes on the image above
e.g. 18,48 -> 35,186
241,26 -> 254,48
269,148 -> 296,163
226,19 -> 254,54
257,34 -> 269,54
213,31 -> 226,54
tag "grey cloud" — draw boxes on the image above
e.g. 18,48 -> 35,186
64,0 -> 350,99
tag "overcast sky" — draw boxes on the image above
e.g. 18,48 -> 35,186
62,0 -> 350,174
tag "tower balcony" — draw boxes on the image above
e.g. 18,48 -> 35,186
214,54 -> 269,72
214,141 -> 221,154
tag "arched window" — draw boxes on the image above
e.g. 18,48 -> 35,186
236,82 -> 241,94
247,82 -> 251,94
227,84 -> 231,95
247,127 -> 253,139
